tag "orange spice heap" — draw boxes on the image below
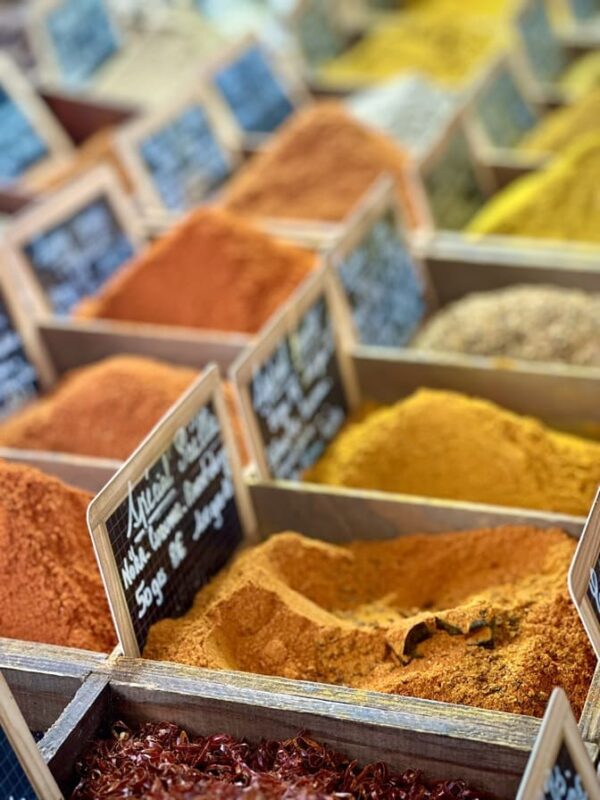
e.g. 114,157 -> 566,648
76,208 -> 315,333
0,460 -> 116,652
144,527 -> 594,718
222,102 -> 422,228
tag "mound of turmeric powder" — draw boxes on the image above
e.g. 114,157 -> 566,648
144,527 -> 594,717
304,389 -> 600,516
467,133 -> 600,244
222,102 -> 422,228
518,88 -> 600,155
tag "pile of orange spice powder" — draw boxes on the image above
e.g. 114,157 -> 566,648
222,102 -> 424,228
76,208 -> 315,333
144,527 -> 594,718
0,460 -> 116,652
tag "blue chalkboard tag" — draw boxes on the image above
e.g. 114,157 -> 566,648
516,688 -> 600,800
7,166 -> 144,317
232,266 -> 360,481
0,53 -> 71,184
289,0 -> 348,67
88,365 -> 255,657
211,38 -> 301,141
0,673 -> 62,800
516,0 -> 569,86
116,88 -> 241,215
329,176 -> 427,348
569,489 -> 600,660
29,0 -> 120,87
470,58 -> 540,150
569,0 -> 600,20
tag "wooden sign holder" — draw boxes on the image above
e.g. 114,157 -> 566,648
113,81 -> 243,219
516,688 -> 600,800
231,264 -> 360,480
0,672 -> 63,800
5,163 -> 146,318
569,488 -> 600,659
0,52 -> 73,184
87,364 -> 256,658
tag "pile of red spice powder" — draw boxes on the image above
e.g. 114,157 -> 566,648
76,208 -> 315,333
71,723 -> 493,799
0,460 -> 116,652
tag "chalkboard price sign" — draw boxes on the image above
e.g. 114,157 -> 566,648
473,62 -> 538,149
292,0 -> 347,67
42,0 -> 119,86
516,0 -> 568,85
0,292 -> 39,419
569,0 -> 600,19
331,178 -> 426,348
568,489 -> 600,659
0,85 -> 48,182
421,123 -> 489,231
213,41 -> 296,136
516,688 -> 600,800
233,268 -> 359,481
0,728 -> 37,800
88,367 -> 252,657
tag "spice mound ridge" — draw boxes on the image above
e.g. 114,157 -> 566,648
71,722 -> 494,799
221,101 -> 421,228
143,528 -> 594,717
304,388 -> 600,516
0,355 -> 198,460
0,460 -> 116,652
75,207 -> 315,333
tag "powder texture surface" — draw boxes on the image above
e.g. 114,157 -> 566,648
0,460 -> 116,651
144,527 -> 593,718
467,133 -> 600,244
76,208 -> 314,333
412,285 -> 600,367
222,102 -> 421,228
519,88 -> 600,155
0,355 -> 197,460
304,389 -> 600,517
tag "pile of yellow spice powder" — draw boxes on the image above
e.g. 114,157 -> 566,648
144,527 -> 594,718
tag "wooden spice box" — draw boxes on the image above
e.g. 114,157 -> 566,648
42,659 -> 543,799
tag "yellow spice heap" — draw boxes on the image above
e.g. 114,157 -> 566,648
467,133 -> 600,244
318,11 -> 505,88
519,88 -> 600,155
304,389 -> 600,517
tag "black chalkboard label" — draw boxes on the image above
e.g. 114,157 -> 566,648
0,728 -> 37,800
517,0 -> 568,85
475,66 -> 538,149
139,103 -> 232,211
214,43 -> 295,135
337,210 -> 425,347
294,0 -> 346,66
90,373 -> 248,656
569,0 -> 600,18
0,292 -> 39,418
249,294 -> 349,480
23,195 -> 135,315
543,742 -> 586,799
0,85 -> 48,182
423,127 -> 488,230
46,0 -> 119,86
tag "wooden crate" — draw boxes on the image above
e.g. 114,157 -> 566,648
43,660 -> 543,799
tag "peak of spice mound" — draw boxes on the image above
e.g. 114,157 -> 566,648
76,208 -> 314,333
466,133 -> 600,244
71,723 -> 493,800
412,285 -> 600,367
222,102 -> 422,228
518,87 -> 600,156
0,461 -> 116,652
303,389 -> 600,517
144,528 -> 593,717
0,355 -> 197,460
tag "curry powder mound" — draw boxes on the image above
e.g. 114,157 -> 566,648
304,389 -> 600,517
144,527 -> 593,718
0,461 -> 116,652
519,88 -> 600,156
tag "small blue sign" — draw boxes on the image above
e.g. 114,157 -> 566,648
140,104 -> 231,211
214,44 -> 294,135
570,0 -> 600,18
0,294 -> 39,418
517,0 -> 569,84
24,196 -> 135,315
47,0 -> 119,86
0,86 -> 48,181
0,727 -> 37,800
476,66 -> 538,148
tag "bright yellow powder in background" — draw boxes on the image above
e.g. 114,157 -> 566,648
519,88 -> 600,155
467,133 -> 600,244
561,51 -> 600,98
401,0 -> 518,18
304,389 -> 600,517
318,11 -> 505,88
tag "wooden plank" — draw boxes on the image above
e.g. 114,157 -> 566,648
0,448 -> 120,492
